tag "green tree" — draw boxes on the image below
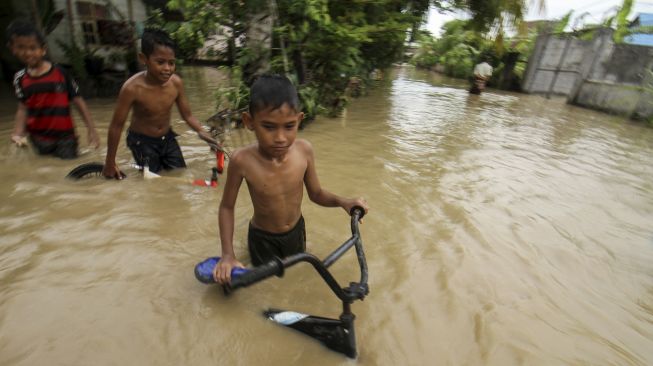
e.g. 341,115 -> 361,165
165,0 -> 544,119
412,19 -> 489,77
612,0 -> 633,43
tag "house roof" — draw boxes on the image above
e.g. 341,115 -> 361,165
624,34 -> 653,47
625,13 -> 653,47
630,13 -> 653,27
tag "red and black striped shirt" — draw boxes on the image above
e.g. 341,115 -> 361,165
14,65 -> 80,140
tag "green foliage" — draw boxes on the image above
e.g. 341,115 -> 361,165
213,66 -> 249,112
441,43 -> 479,78
613,0 -> 633,43
432,0 -> 538,33
168,0 -> 538,118
145,9 -> 199,59
631,25 -> 653,34
297,84 -> 325,121
38,0 -> 64,35
56,39 -> 88,80
173,22 -> 206,59
412,5 -> 578,88
161,0 -> 267,63
412,35 -> 440,68
411,19 -> 489,78
553,11 -> 573,34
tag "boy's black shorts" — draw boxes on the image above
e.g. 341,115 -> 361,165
30,135 -> 78,159
248,216 -> 306,266
126,129 -> 186,173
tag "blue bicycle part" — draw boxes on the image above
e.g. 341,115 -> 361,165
224,207 -> 368,358
194,256 -> 249,284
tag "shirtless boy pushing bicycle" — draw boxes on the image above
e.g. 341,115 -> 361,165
214,75 -> 369,284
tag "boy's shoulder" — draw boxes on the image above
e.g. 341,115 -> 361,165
121,72 -> 183,91
230,143 -> 258,162
122,71 -> 147,88
230,139 -> 313,163
119,71 -> 153,96
293,138 -> 313,154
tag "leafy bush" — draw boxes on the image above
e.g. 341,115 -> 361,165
56,40 -> 88,80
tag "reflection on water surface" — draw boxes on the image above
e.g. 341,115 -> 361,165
0,66 -> 652,365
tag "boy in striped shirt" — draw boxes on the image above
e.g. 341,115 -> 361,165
8,20 -> 99,159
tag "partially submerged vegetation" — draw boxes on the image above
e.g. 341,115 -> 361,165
144,0 -> 534,122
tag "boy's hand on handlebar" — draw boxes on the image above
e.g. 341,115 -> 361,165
214,255 -> 245,285
197,130 -> 219,150
343,197 -> 369,222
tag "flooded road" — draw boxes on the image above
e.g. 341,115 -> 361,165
1,66 -> 652,365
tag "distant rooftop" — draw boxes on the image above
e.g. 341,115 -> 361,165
624,34 -> 653,47
629,13 -> 653,27
626,13 -> 653,47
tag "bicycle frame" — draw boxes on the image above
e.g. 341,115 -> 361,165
226,207 -> 369,358
66,149 -> 226,186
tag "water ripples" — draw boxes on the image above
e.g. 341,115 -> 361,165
1,66 -> 652,365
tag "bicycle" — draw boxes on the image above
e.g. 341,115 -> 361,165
195,207 -> 369,358
66,148 -> 226,188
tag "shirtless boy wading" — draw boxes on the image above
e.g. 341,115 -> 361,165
214,75 -> 369,285
103,29 -> 216,178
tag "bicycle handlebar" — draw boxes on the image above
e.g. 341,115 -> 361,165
228,257 -> 284,289
225,206 -> 368,302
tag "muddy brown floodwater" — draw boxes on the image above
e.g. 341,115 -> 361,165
1,66 -> 652,365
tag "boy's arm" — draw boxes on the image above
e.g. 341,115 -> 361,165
174,77 -> 218,149
11,102 -> 28,146
214,150 -> 245,285
302,140 -> 369,217
71,96 -> 100,149
102,85 -> 135,179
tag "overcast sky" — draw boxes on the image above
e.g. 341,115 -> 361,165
426,0 -> 653,35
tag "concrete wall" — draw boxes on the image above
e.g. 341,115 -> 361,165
523,28 -> 653,120
522,35 -> 591,96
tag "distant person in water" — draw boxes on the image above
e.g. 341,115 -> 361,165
213,74 -> 369,285
102,28 -> 217,178
470,57 -> 493,95
7,19 -> 100,159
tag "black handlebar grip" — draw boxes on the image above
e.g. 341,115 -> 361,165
228,257 -> 283,290
349,206 -> 366,220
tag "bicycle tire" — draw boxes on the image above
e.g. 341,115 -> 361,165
66,162 -> 105,180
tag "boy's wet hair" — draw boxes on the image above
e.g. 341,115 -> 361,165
6,19 -> 45,46
249,74 -> 300,116
141,28 -> 176,57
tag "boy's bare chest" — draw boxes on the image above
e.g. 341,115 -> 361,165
246,159 -> 307,196
134,86 -> 177,114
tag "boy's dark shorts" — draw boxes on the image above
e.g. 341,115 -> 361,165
248,216 -> 306,266
126,129 -> 186,173
30,135 -> 78,159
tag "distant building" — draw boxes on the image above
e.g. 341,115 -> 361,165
0,0 -> 148,80
624,13 -> 653,47
48,0 -> 148,64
